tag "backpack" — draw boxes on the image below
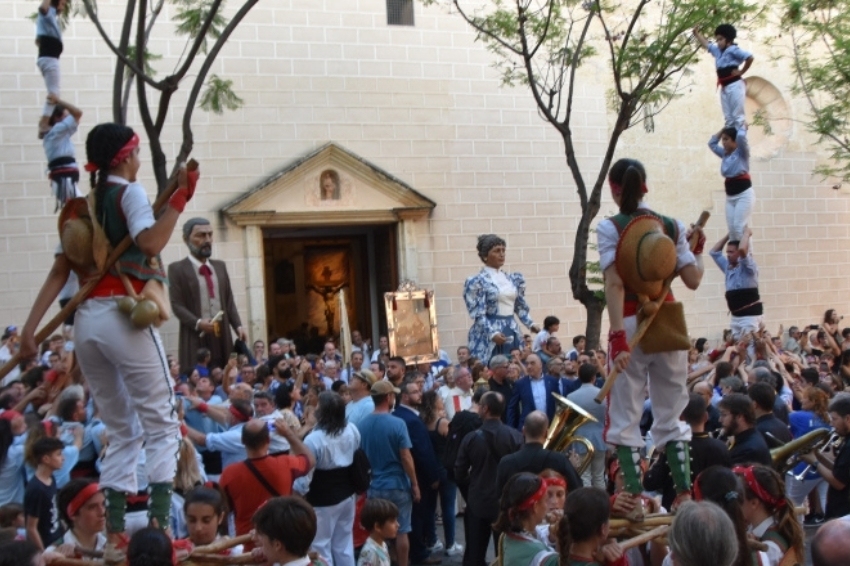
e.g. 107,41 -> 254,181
442,410 -> 483,474
349,448 -> 372,494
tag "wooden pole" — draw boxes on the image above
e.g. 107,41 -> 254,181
595,211 -> 710,404
619,525 -> 670,550
0,160 -> 198,380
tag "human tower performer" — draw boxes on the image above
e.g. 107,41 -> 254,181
597,158 -> 706,518
694,24 -> 756,244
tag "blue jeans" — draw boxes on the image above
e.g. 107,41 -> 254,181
426,476 -> 458,547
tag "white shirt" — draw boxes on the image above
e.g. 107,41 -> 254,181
483,266 -> 517,317
530,376 -> 547,412
751,517 -> 783,566
443,386 -> 472,420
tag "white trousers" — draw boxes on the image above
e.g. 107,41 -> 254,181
37,56 -> 60,118
605,316 -> 691,448
785,472 -> 828,511
731,315 -> 762,341
725,187 -> 755,242
312,495 -> 356,566
74,299 -> 179,493
720,80 -> 746,129
580,449 -> 608,490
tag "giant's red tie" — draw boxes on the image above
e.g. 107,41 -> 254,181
199,264 -> 215,298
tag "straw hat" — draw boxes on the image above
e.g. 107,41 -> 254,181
615,215 -> 677,300
58,198 -> 96,272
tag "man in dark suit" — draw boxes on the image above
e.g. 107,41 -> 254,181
455,392 -> 522,566
168,218 -> 245,372
506,354 -> 558,429
394,380 -> 445,565
718,393 -> 771,466
495,410 -> 581,496
644,393 -> 731,510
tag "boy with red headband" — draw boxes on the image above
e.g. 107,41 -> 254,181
20,123 -> 199,546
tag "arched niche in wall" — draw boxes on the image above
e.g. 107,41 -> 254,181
744,76 -> 792,160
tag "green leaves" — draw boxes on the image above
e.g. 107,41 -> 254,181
199,75 -> 243,114
173,0 -> 228,54
126,45 -> 162,77
783,0 -> 850,182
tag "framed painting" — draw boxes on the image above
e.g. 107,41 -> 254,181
384,281 -> 439,365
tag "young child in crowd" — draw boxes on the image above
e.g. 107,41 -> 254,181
23,437 -> 65,550
252,496 -> 328,566
0,503 -> 25,541
357,498 -> 399,566
183,487 -> 243,555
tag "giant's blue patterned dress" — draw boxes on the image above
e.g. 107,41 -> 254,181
463,266 -> 535,363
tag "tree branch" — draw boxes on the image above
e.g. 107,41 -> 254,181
172,0 -> 227,80
112,0 -> 136,124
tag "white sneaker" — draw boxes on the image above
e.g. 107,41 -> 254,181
427,541 -> 444,553
445,543 -> 463,557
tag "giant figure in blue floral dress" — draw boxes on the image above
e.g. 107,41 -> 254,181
463,234 -> 539,363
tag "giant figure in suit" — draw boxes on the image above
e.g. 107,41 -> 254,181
168,218 -> 245,372
506,354 -> 559,430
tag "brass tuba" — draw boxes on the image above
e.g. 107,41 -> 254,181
770,428 -> 832,475
544,393 -> 598,475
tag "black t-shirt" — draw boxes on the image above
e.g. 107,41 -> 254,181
24,475 -> 64,547
827,440 -> 850,519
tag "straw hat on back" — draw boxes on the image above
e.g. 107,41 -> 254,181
615,215 -> 677,300
58,198 -> 96,273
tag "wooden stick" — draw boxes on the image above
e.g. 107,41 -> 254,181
0,159 -> 198,380
595,211 -> 710,404
184,553 -> 262,565
49,560 -> 99,566
619,525 -> 670,550
609,514 -> 674,530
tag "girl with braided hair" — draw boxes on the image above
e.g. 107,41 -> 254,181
734,465 -> 804,566
20,123 -> 198,545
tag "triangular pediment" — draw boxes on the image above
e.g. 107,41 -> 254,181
222,143 -> 435,227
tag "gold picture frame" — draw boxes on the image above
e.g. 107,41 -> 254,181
384,280 -> 439,365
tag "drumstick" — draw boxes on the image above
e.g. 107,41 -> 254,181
595,211 -> 710,404
0,160 -> 199,380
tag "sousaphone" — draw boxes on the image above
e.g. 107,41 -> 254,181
544,393 -> 598,474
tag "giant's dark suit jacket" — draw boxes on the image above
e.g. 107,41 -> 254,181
506,375 -> 559,429
168,257 -> 241,371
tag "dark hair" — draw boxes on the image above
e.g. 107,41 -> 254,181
681,392 -> 708,426
492,473 -> 544,533
747,382 -> 775,412
388,356 -> 406,368
829,395 -> 850,418
330,380 -> 347,393
360,498 -> 399,531
543,316 -> 560,331
254,390 -> 274,404
476,234 -> 506,262
127,527 -> 173,566
184,486 -> 228,536
556,487 -> 610,561
719,393 -> 755,425
196,348 -> 211,363
480,391 -> 505,418
371,361 -> 386,373
182,217 -> 211,241
0,421 -> 12,472
0,504 -> 23,529
20,367 -> 46,391
49,104 -> 67,127
695,337 -> 708,353
252,496 -> 316,557
57,396 -> 81,422
472,386 -> 487,404
715,361 -> 734,383
721,127 -> 738,142
30,437 -> 65,467
85,123 -> 136,226
694,466 -> 749,566
420,390 -> 441,426
241,421 -> 270,450
736,465 -> 804,561
274,383 -> 297,410
315,391 -> 346,436
0,540 -> 40,566
714,24 -> 737,42
800,367 -> 819,386
577,363 -> 596,384
608,158 -> 646,215
57,479 -> 98,524
572,335 -> 586,347
823,309 -> 836,324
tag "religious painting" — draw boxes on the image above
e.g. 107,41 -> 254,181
319,169 -> 341,200
384,281 -> 439,365
304,247 -> 353,336
306,168 -> 353,206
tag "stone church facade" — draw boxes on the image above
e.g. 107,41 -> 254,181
1,0 -> 847,358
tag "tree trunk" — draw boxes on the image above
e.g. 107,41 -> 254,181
583,297 -> 604,350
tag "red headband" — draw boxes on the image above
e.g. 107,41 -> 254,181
84,133 -> 140,172
609,180 -> 648,198
43,420 -> 55,437
0,410 -> 22,422
733,466 -> 785,509
544,477 -> 567,489
67,483 -> 100,518
517,479 -> 548,511
229,405 -> 250,424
